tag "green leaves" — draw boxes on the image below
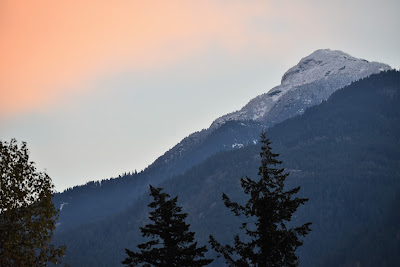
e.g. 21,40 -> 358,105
0,139 -> 65,266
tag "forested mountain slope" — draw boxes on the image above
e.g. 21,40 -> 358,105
53,49 -> 390,232
55,71 -> 400,266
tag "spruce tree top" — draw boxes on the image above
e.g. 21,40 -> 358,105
122,185 -> 213,267
210,132 -> 311,266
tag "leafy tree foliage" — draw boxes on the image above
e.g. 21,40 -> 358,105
0,139 -> 65,266
122,185 -> 213,266
209,132 -> 311,266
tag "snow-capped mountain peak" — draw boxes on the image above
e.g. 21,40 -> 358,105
210,49 -> 391,129
282,49 -> 378,87
283,49 -> 350,85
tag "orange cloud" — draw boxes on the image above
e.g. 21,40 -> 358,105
0,0 -> 271,118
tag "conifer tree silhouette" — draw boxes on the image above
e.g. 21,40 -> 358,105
209,132 -> 311,266
123,185 -> 213,266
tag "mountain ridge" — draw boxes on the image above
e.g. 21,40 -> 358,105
148,49 -> 391,179
54,49 -> 392,233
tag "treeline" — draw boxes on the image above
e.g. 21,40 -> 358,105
53,119 -> 264,233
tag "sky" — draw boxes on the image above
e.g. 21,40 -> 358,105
1,0 -> 399,192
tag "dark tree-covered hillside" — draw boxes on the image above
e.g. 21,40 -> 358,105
53,121 -> 264,233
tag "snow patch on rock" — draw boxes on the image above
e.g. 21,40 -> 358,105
232,143 -> 244,149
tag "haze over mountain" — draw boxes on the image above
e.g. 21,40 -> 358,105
53,49 -> 392,233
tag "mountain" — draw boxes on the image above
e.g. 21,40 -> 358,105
160,49 -> 391,171
54,70 -> 400,266
212,49 -> 391,128
53,49 -> 391,232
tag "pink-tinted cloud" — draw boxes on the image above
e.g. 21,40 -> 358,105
0,0 -> 273,118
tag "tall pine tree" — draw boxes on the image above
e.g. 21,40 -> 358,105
122,185 -> 213,267
209,132 -> 311,266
